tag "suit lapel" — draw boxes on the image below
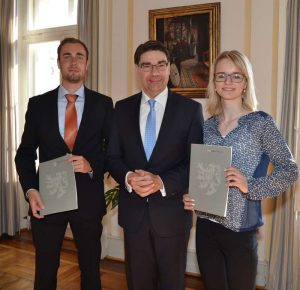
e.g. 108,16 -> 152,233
124,92 -> 148,162
47,88 -> 68,150
135,93 -> 145,151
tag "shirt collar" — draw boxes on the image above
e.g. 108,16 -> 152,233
141,87 -> 168,108
58,84 -> 85,101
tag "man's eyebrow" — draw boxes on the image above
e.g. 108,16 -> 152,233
62,52 -> 85,57
140,60 -> 168,65
157,60 -> 168,64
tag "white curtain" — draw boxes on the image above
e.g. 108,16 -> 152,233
268,0 -> 300,289
0,0 -> 21,236
78,0 -> 100,91
77,0 -> 111,95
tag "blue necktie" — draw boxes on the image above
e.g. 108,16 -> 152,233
144,99 -> 156,160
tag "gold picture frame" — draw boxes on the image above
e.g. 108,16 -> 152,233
149,3 -> 220,98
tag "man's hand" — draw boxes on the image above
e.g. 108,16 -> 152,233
127,170 -> 163,197
67,155 -> 92,173
182,194 -> 195,211
27,189 -> 45,219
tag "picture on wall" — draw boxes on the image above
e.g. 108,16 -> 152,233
149,3 -> 220,98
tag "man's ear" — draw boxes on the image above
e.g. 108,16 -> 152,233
135,64 -> 139,73
57,59 -> 61,70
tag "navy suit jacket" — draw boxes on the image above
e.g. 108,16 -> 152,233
106,90 -> 204,237
15,86 -> 113,218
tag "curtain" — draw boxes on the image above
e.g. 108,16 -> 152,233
268,0 -> 300,289
77,0 -> 100,91
0,0 -> 21,236
77,0 -> 111,95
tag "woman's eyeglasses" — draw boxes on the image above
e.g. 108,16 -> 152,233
214,72 -> 245,83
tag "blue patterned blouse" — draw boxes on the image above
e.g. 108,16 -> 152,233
196,111 -> 298,232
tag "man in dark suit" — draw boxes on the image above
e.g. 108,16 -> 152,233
106,40 -> 204,290
15,38 -> 113,290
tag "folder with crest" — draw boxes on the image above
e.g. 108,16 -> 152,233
188,144 -> 232,217
39,154 -> 78,215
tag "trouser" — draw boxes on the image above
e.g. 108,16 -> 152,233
124,208 -> 190,290
31,211 -> 103,290
196,218 -> 258,290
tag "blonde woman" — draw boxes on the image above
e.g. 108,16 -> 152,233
183,50 -> 298,290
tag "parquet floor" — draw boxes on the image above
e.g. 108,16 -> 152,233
0,230 -> 203,290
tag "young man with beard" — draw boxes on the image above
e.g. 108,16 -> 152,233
15,37 -> 113,290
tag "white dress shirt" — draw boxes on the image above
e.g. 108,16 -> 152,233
58,85 -> 85,138
139,87 -> 168,144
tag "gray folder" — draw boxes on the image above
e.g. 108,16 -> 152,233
39,154 -> 78,215
189,144 -> 232,217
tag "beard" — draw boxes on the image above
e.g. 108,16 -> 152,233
64,72 -> 85,83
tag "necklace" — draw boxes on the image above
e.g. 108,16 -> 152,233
218,113 -> 243,137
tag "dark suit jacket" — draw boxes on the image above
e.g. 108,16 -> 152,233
15,86 -> 113,219
106,90 -> 203,237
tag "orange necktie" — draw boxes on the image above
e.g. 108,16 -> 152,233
64,94 -> 78,151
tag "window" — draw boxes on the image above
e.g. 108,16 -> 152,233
17,0 -> 78,129
28,41 -> 61,95
17,0 -> 78,228
29,0 -> 77,30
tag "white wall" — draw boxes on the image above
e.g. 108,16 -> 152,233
104,0 -> 286,288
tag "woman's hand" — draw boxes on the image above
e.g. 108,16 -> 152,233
225,167 -> 248,194
183,194 -> 195,211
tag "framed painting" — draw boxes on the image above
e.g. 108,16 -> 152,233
149,3 -> 220,98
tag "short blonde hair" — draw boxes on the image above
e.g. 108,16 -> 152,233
206,50 -> 258,116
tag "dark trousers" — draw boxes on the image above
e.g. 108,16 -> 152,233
196,218 -> 258,290
124,208 -> 190,290
31,211 -> 103,290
